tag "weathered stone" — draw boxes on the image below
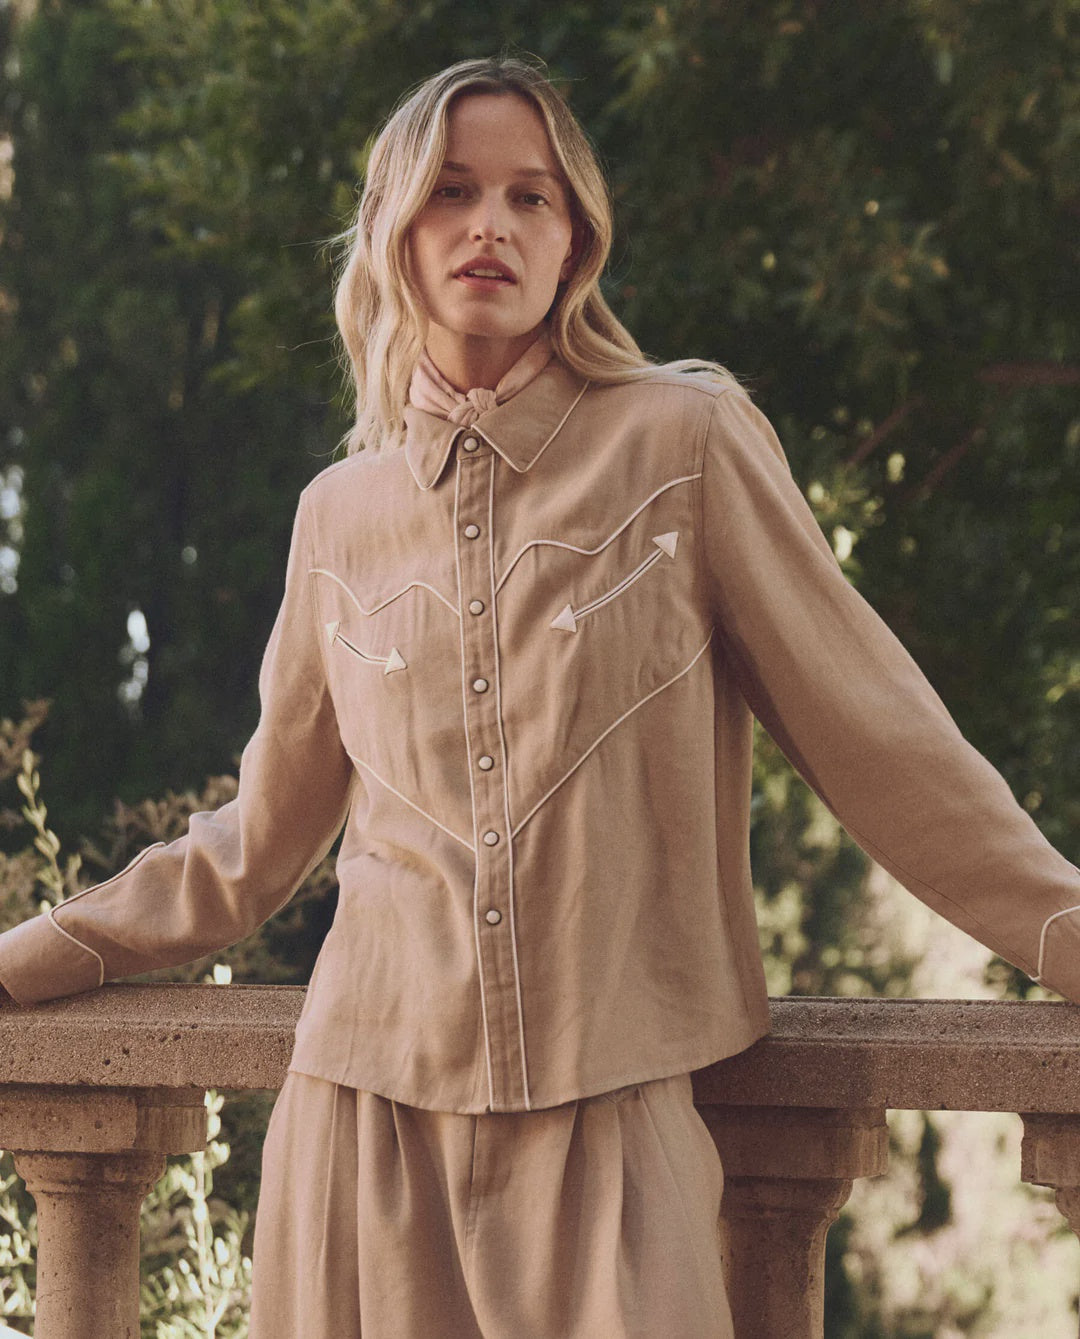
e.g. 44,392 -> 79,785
0,988 -> 1078,1338
14,1149 -> 166,1339
701,1105 -> 889,1339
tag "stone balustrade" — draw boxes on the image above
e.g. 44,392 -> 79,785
1,987 -> 1079,1338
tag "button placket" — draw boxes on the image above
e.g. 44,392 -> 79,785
453,437 -> 527,1111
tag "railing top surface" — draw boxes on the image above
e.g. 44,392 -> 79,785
694,994 -> 1080,1114
1,986 -> 1078,1111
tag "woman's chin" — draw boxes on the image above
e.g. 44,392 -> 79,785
435,320 -> 536,344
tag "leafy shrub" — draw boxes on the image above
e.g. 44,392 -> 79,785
0,701 -> 338,1336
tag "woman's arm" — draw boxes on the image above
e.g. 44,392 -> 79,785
700,389 -> 1080,1001
0,489 -> 355,1006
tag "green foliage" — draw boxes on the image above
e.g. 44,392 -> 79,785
15,746 -> 81,904
0,707 -> 325,1333
139,1091 -> 252,1339
751,727 -> 926,1000
601,0 -> 1080,842
2,3 -> 1079,1334
2,0 -> 1075,946
0,1152 -> 35,1329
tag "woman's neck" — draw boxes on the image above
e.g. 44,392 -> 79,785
423,325 -> 546,392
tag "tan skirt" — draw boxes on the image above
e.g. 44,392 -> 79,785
247,1068 -> 734,1339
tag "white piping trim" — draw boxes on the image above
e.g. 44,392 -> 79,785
44,841 -> 168,987
514,376 -> 590,473
488,456 -> 531,1109
452,462 -> 497,1111
578,546 -> 661,615
52,842 -> 166,908
1030,901 -> 1080,984
46,912 -> 106,986
495,472 -> 700,593
310,566 -> 459,618
553,533 -> 677,632
511,631 -> 714,838
328,625 -> 407,675
346,753 -> 475,854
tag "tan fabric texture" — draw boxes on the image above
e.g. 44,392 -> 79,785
1,359 -> 1079,1112
247,1068 -> 733,1339
408,326 -> 553,425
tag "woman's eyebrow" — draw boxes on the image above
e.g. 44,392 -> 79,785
440,159 -> 561,185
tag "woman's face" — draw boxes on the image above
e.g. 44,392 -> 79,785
406,91 -> 578,364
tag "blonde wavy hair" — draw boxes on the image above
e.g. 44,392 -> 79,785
331,53 -> 744,455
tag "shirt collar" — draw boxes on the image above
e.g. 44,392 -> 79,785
403,359 -> 590,491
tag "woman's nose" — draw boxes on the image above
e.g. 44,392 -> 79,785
469,195 -> 509,242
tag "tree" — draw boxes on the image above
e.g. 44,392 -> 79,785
2,5 -> 1078,1327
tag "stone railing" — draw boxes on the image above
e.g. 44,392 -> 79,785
1,988 -> 1079,1339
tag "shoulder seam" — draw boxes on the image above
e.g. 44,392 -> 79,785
591,372 -> 750,403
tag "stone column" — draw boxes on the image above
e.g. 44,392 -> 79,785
699,1103 -> 889,1339
1019,1113 -> 1080,1239
0,1084 -> 208,1339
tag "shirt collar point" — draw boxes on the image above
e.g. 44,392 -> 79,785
403,361 -> 589,490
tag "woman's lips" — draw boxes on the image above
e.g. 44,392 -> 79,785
455,274 -> 515,291
453,256 -> 517,284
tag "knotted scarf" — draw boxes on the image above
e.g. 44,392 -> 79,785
407,327 -> 554,426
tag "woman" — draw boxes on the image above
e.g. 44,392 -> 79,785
1,54 -> 1078,1339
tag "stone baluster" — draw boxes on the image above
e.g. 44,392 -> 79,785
1020,1112 -> 1080,1242
0,1084 -> 208,1339
699,1103 -> 889,1339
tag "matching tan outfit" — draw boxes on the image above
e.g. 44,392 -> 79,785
1,334 -> 1078,1336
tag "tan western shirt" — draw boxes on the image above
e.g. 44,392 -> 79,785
1,362 -> 1078,1113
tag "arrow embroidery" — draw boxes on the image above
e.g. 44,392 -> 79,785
325,620 -> 407,675
550,532 -> 678,634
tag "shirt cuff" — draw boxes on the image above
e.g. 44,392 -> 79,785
0,911 -> 104,1007
1031,899 -> 1080,1003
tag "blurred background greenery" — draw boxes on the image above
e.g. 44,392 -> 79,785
0,0 -> 1078,1334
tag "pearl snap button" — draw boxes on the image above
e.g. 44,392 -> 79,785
472,677 -> 489,693
468,599 -> 485,615
463,523 -> 481,539
485,908 -> 502,925
462,437 -> 479,452
483,830 -> 500,847
478,755 -> 494,770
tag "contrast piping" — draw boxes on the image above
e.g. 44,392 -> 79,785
1031,901 -> 1080,984
511,376 -> 590,473
511,631 -> 714,838
495,472 -> 700,593
327,624 -> 406,675
44,842 -> 168,985
551,534 -> 677,632
46,913 -> 106,986
452,460 -> 497,1111
575,540 -> 668,615
463,377 -> 591,478
50,842 -> 166,909
310,566 -> 459,618
346,753 -> 475,854
408,432 -> 457,492
487,454 -> 531,1110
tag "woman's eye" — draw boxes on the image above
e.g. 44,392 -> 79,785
432,184 -> 549,206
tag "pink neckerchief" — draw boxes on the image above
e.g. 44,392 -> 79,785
407,328 -> 554,426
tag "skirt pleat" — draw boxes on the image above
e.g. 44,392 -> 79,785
247,1069 -> 735,1339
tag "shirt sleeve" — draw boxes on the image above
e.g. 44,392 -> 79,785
699,387 -> 1080,1003
0,488 -> 355,1007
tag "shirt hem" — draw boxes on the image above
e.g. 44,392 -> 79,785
285,1018 -> 773,1114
